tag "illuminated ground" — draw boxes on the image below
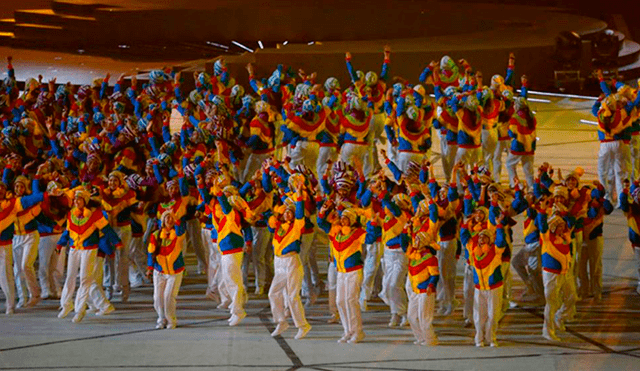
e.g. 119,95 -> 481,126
1,93 -> 640,371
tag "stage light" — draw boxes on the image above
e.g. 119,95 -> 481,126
258,40 -> 264,49
232,40 -> 254,53
283,41 -> 288,45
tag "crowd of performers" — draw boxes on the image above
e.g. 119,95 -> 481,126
0,48 -> 639,347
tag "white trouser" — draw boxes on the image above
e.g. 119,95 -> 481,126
242,152 -> 271,183
13,231 -> 40,301
597,141 -> 629,203
506,152 -> 534,189
463,261 -> 475,321
455,147 -> 482,169
327,260 -> 338,316
336,269 -> 363,338
300,230 -> 320,297
269,253 -> 309,328
290,140 -> 319,176
340,142 -> 373,178
441,142 -> 457,181
386,138 -> 398,165
398,150 -> 428,173
630,135 -> 640,180
153,270 -> 183,327
572,230 -> 584,295
186,219 -> 207,274
38,234 -> 61,298
380,249 -> 408,316
60,248 -> 98,314
482,128 -> 498,173
493,139 -> 510,183
501,262 -> 512,315
88,255 -> 111,312
543,270 -> 576,337
407,289 -> 437,343
360,242 -> 383,301
242,227 -> 272,290
580,236 -> 603,298
437,239 -> 457,309
203,232 -> 220,297
0,245 -> 15,311
512,243 -> 544,299
221,252 -> 246,316
105,225 -> 131,294
316,146 -> 338,179
473,286 -> 503,345
129,235 -> 147,285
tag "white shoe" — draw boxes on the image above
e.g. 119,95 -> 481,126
58,306 -> 73,319
72,311 -> 86,323
96,305 -> 115,316
475,342 -> 484,347
166,323 -> 176,329
271,321 -> 289,337
217,301 -> 230,310
155,321 -> 167,329
348,332 -> 364,344
490,341 -> 499,347
294,324 -> 311,340
388,314 -> 400,327
254,286 -> 264,296
399,316 -> 409,327
228,312 -> 246,327
327,314 -> 340,324
16,299 -> 25,309
6,308 -> 14,315
543,332 -> 561,341
338,333 -> 351,343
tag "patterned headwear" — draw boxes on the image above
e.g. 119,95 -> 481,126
14,175 -> 30,193
392,193 -> 411,211
632,188 -> 640,204
405,105 -> 418,121
324,77 -> 340,92
553,186 -> 568,200
74,189 -> 91,204
547,214 -> 566,232
490,74 -> 504,90
478,228 -> 495,243
288,173 -> 306,192
214,60 -> 224,76
365,71 -> 378,86
341,208 -> 358,225
565,167 -> 585,183
125,174 -> 143,190
514,97 -> 528,111
109,171 -> 127,189
334,171 -> 355,191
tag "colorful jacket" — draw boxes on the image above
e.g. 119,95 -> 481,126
147,222 -> 186,275
0,192 -> 44,245
57,207 -> 122,251
537,211 -> 573,274
407,244 -> 439,294
467,225 -> 507,290
268,198 -> 305,256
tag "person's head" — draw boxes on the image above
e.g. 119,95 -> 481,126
565,167 -> 584,190
553,186 -> 568,206
166,179 -> 179,197
108,171 -> 125,191
13,176 -> 29,197
340,208 -> 358,227
478,233 -> 490,246
74,190 -> 90,210
87,154 -> 101,173
161,211 -> 175,230
283,207 -> 295,223
549,215 -> 567,235
473,207 -> 488,224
